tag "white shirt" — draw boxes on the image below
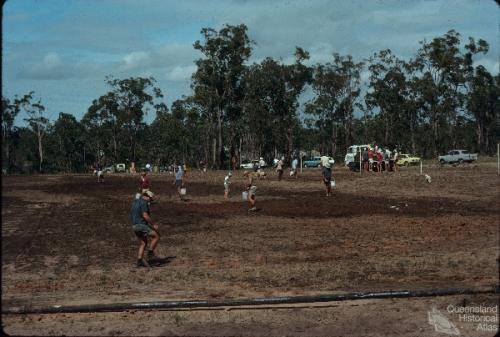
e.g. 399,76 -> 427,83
320,156 -> 331,168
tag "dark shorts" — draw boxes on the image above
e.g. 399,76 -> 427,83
322,167 -> 331,184
133,224 -> 153,240
175,179 -> 182,187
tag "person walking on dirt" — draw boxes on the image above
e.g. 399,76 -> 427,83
384,148 -> 391,171
392,149 -> 399,172
243,171 -> 258,211
174,165 -> 184,200
290,157 -> 299,179
129,190 -> 161,267
320,155 -> 333,197
368,148 -> 374,172
362,149 -> 369,172
96,163 -> 104,183
376,150 -> 383,173
224,172 -> 232,199
276,157 -> 284,181
139,170 -> 151,194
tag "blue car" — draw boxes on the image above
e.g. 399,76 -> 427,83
303,156 -> 335,168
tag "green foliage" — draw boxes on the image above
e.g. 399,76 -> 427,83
3,28 -> 498,174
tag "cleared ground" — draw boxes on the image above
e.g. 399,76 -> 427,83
2,163 -> 499,336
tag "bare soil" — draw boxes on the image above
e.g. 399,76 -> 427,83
2,163 -> 499,336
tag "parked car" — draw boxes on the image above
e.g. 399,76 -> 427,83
303,156 -> 335,168
103,165 -> 115,173
240,160 -> 258,170
438,150 -> 478,165
115,163 -> 126,172
397,154 -> 421,167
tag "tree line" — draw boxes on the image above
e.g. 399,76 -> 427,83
2,25 -> 499,173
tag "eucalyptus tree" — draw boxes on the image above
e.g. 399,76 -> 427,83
192,24 -> 253,168
19,93 -> 50,172
147,102 -> 184,167
81,97 -> 112,165
241,48 -> 311,161
411,30 -> 489,156
104,76 -> 164,162
2,95 -> 23,172
83,76 -> 164,164
365,49 -> 408,147
281,47 -> 313,160
242,57 -> 286,160
466,66 -> 499,154
52,112 -> 86,172
306,53 -> 362,156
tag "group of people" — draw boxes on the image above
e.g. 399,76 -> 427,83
360,146 -> 399,173
129,155 -> 335,268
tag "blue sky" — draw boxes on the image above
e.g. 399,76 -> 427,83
2,0 -> 499,125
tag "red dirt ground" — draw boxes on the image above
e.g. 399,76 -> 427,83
2,163 -> 499,336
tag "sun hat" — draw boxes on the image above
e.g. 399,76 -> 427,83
143,190 -> 154,199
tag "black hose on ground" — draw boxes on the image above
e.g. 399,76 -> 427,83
3,286 -> 498,314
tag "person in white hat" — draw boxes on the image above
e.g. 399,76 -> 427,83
224,172 -> 232,199
129,190 -> 161,267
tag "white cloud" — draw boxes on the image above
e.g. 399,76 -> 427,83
43,52 -> 62,68
167,65 -> 197,82
120,51 -> 151,71
473,58 -> 499,74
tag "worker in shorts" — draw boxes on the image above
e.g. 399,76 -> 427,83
384,148 -> 391,171
224,172 -> 232,199
174,165 -> 184,200
392,149 -> 399,172
290,157 -> 299,179
96,163 -> 104,183
276,157 -> 284,181
243,171 -> 258,211
129,190 -> 161,267
320,155 -> 332,197
368,148 -> 374,172
376,150 -> 383,173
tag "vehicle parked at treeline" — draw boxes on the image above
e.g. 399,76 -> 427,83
438,150 -> 478,165
397,154 -> 421,167
303,156 -> 335,168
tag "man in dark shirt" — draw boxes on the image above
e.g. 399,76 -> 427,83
130,190 -> 161,267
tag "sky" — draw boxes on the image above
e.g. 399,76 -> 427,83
2,0 -> 499,126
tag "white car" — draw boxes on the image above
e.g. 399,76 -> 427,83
240,160 -> 258,169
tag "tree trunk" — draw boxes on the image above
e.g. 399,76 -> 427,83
286,126 -> 293,161
37,129 -> 43,173
410,119 -> 416,154
344,98 -> 353,149
331,122 -> 337,157
212,136 -> 216,169
384,111 -> 389,145
476,122 -> 484,154
217,109 -> 223,169
432,113 -> 439,158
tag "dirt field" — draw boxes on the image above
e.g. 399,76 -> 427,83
2,163 -> 499,336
